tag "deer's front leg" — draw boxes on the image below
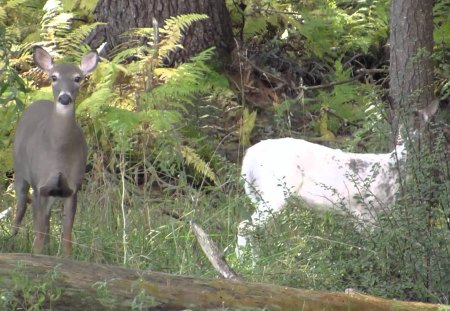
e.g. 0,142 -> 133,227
62,193 -> 77,257
32,192 -> 53,254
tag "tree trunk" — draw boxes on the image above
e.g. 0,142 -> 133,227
87,0 -> 234,62
389,0 -> 435,126
388,0 -> 449,300
0,254 -> 442,311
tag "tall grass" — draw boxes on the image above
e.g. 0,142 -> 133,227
1,125 -> 449,305
0,152 -> 246,276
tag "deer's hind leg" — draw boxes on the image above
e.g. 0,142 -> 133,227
12,178 -> 30,236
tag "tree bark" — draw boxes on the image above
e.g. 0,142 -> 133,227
0,254 -> 442,311
389,0 -> 435,127
87,0 -> 234,62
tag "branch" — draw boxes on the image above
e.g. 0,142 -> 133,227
190,221 -> 242,281
0,254 -> 442,311
298,68 -> 389,91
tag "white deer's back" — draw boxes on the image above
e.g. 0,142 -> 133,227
242,137 -> 402,220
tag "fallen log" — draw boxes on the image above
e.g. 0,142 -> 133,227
0,253 -> 443,311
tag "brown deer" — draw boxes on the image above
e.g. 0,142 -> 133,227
12,46 -> 98,256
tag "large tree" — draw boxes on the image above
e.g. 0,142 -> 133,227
388,0 -> 450,300
86,0 -> 234,62
389,0 -> 435,122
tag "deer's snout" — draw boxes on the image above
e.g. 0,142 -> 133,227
58,93 -> 73,105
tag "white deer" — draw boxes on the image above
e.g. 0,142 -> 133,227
236,100 -> 439,258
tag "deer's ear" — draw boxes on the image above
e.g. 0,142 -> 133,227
418,99 -> 439,123
80,51 -> 99,75
33,46 -> 54,72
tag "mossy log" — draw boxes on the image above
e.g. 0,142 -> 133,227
0,253 -> 443,311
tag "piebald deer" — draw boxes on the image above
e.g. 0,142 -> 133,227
237,100 -> 439,258
12,46 -> 98,256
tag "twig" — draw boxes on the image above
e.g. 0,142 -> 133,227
297,68 -> 388,91
190,221 -> 243,281
299,73 -> 364,91
321,107 -> 360,127
245,57 -> 288,85
161,208 -> 183,220
161,209 -> 243,281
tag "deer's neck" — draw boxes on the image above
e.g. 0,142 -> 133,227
393,126 -> 412,162
49,104 -> 79,147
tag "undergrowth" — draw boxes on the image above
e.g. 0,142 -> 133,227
1,0 -> 450,308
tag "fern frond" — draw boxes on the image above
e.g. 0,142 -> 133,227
145,109 -> 183,132
158,13 -> 208,61
78,63 -> 117,116
103,107 -> 144,134
243,15 -> 268,39
41,1 -> 72,36
38,1 -> 72,52
7,0 -> 30,8
58,22 -> 106,60
150,47 -> 218,104
112,13 -> 209,77
0,7 -> 5,24
239,108 -> 257,146
180,145 -> 218,185
112,45 -> 151,65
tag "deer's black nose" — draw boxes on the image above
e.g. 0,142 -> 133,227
58,94 -> 73,105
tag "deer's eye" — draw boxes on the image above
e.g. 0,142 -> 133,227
74,76 -> 82,83
51,75 -> 57,82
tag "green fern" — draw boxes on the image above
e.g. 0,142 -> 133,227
343,0 -> 389,53
40,0 -> 72,45
115,14 -> 208,70
100,15 -> 229,185
58,22 -> 105,60
180,145 -> 219,185
240,108 -> 257,146
158,14 -> 208,61
26,0 -> 101,62
0,7 -> 5,24
149,47 -> 222,106
78,62 -> 118,116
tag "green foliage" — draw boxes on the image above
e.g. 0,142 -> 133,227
0,0 -> 45,42
312,60 -> 365,134
149,48 -> 225,106
38,0 -> 101,59
158,14 -> 209,61
78,61 -> 117,116
234,0 -> 389,58
434,0 -> 450,101
434,0 -> 450,46
240,108 -> 257,146
0,19 -> 27,177
114,14 -> 208,66
0,263 -> 62,310
85,15 -> 230,185
340,0 -> 389,53
180,145 -> 219,185
229,0 -> 392,142
345,92 -> 391,152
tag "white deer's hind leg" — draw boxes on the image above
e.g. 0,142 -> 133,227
236,219 -> 252,258
236,184 -> 289,262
